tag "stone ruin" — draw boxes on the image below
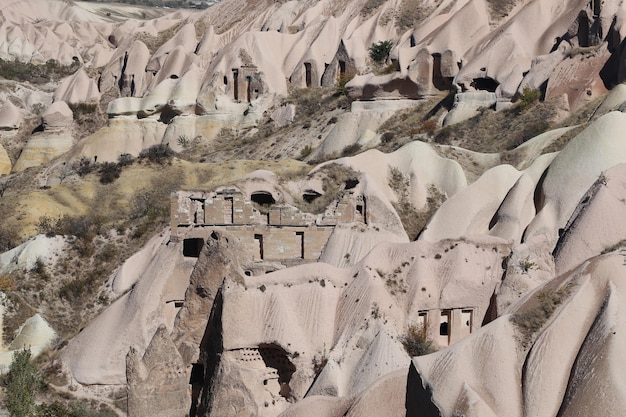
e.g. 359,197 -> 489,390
171,187 -> 370,271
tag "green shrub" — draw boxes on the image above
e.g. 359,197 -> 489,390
511,283 -> 575,347
402,324 -> 436,357
341,143 -> 362,157
37,402 -> 117,417
138,144 -> 175,164
0,58 -> 79,84
369,40 -> 393,63
297,145 -> 312,160
517,87 -> 541,111
117,153 -> 134,167
336,71 -> 356,96
5,348 -> 41,417
0,224 -> 21,252
98,162 -> 121,184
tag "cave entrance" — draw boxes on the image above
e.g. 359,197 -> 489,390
459,309 -> 473,339
224,196 -> 234,224
254,234 -> 264,260
303,190 -> 321,203
296,232 -> 304,259
183,238 -> 204,258
338,60 -> 346,76
232,69 -> 239,101
578,13 -> 590,47
251,191 -> 276,206
258,344 -> 296,399
439,310 -> 450,346
471,77 -> 499,92
304,62 -> 312,87
189,363 -> 205,417
432,53 -> 452,91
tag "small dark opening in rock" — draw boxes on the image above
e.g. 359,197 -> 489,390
183,238 -> 204,257
471,77 -> 499,92
303,191 -> 321,203
259,344 -> 296,400
251,191 -> 275,205
189,363 -> 205,385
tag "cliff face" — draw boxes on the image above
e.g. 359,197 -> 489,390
4,0 -> 626,416
0,0 -> 625,172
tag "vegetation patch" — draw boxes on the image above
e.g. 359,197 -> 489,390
294,163 -> 359,214
433,98 -> 558,152
369,40 -> 393,63
68,102 -> 107,139
396,0 -> 432,31
388,167 -> 445,240
0,59 -> 79,84
3,347 -> 116,417
511,282 -> 575,348
138,144 -> 176,164
402,323 -> 436,357
361,0 -> 386,18
377,94 -> 450,151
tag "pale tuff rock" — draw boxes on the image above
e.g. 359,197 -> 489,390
0,234 -> 65,273
42,101 -> 73,130
525,111 -> 626,249
442,91 -> 497,126
554,163 -> 626,275
127,325 -> 190,417
0,100 -> 21,131
13,132 -> 75,172
53,68 -> 100,105
6,0 -> 626,415
61,231 -> 193,385
545,45 -> 610,111
270,104 -> 296,127
0,314 -> 57,372
0,144 -> 11,175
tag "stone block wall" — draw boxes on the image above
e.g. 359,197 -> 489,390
172,188 -> 367,263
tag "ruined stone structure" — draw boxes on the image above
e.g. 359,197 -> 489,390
416,307 -> 475,348
321,41 -> 358,87
225,65 -> 264,103
171,188 -> 369,269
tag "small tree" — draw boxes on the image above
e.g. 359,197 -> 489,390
5,348 -> 41,417
402,323 -> 436,357
369,40 -> 393,63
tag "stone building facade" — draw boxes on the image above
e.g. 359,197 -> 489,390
171,188 -> 369,268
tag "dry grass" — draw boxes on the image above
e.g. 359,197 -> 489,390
377,94 -> 450,152
388,167 -> 445,240
396,0 -> 433,31
510,282 -> 575,348
293,163 -> 359,214
541,97 -> 605,154
136,22 -> 181,54
485,0 -> 517,21
360,0 -> 386,18
198,87 -> 351,163
433,98 -> 558,152
402,323 -> 436,357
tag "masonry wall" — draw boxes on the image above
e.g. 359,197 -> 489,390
172,189 -> 365,263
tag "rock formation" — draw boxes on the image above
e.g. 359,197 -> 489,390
3,0 -> 626,416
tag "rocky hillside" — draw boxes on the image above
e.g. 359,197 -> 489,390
1,0 -> 626,416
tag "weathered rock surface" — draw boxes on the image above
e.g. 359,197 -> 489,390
0,100 -> 21,130
127,325 -> 189,417
0,143 -> 10,174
